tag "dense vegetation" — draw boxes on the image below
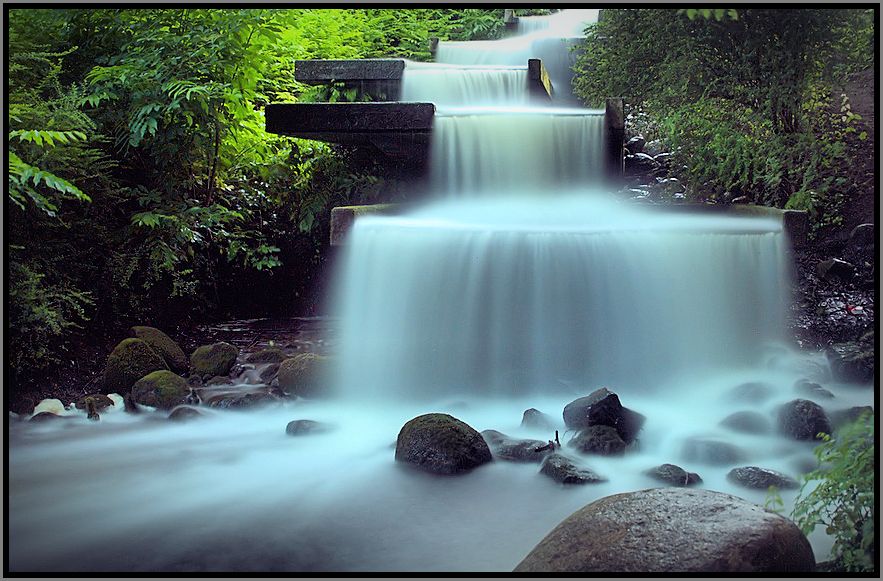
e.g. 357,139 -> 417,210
574,8 -> 875,233
6,8 -> 546,379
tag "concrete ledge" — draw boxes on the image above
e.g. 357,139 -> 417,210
266,103 -> 435,135
330,204 -> 403,246
528,59 -> 553,102
665,204 -> 809,248
295,59 -> 405,83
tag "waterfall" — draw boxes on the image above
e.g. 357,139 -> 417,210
401,62 -> 531,107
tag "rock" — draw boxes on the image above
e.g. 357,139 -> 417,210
10,396 -> 35,416
644,463 -> 702,487
655,177 -> 685,196
245,347 -> 287,364
719,411 -> 772,434
727,466 -> 800,490
681,437 -> 747,465
33,398 -> 67,416
131,370 -> 190,410
285,419 -> 332,436
123,393 -> 141,413
829,406 -> 874,431
643,139 -> 664,157
130,326 -> 188,374
513,488 -> 815,572
816,258 -> 854,280
207,391 -> 279,410
395,413 -> 492,475
825,342 -> 874,383
849,223 -> 874,246
205,375 -> 233,386
778,399 -> 832,441
624,135 -> 645,155
168,405 -> 206,422
74,394 -> 114,411
30,411 -> 64,422
624,152 -> 658,177
539,453 -> 606,485
190,342 -> 238,379
521,408 -> 556,431
481,430 -> 550,463
724,381 -> 775,403
562,388 -> 645,443
569,425 -> 626,456
259,363 -> 281,383
277,353 -> 331,398
793,379 -> 834,399
102,338 -> 168,394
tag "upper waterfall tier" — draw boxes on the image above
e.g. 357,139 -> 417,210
430,108 -> 605,195
401,62 -> 531,107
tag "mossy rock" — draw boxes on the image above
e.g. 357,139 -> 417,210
245,347 -> 287,364
277,353 -> 331,398
102,338 -> 168,394
395,413 -> 492,475
75,394 -> 115,411
131,370 -> 190,410
131,326 -> 188,374
190,342 -> 238,379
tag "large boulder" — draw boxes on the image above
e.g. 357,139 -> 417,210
562,388 -> 645,443
825,342 -> 874,383
539,453 -> 606,485
513,488 -> 815,572
777,399 -> 831,441
727,467 -> 799,490
569,425 -> 626,456
102,338 -> 168,394
131,370 -> 189,410
277,353 -> 330,398
130,326 -> 188,374
395,413 -> 492,475
190,342 -> 238,379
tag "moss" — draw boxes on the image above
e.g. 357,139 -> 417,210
190,342 -> 238,378
245,347 -> 287,364
131,326 -> 188,374
102,338 -> 168,394
132,370 -> 189,410
277,353 -> 330,398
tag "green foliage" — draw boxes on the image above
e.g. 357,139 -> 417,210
791,412 -> 875,572
574,9 -> 873,233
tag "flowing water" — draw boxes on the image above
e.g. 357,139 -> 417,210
7,9 -> 873,573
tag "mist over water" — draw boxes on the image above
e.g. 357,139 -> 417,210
7,7 -> 871,573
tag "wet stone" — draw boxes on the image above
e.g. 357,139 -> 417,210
793,379 -> 834,400
569,425 -> 626,456
727,466 -> 800,490
286,419 -> 332,436
719,411 -> 772,435
681,437 -> 747,466
724,381 -> 775,403
521,408 -> 556,431
644,463 -> 702,487
777,399 -> 831,441
539,453 -> 606,485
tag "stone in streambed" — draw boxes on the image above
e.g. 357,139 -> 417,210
569,425 -> 626,456
277,353 -> 331,398
644,463 -> 702,487
245,347 -> 287,364
168,405 -> 207,422
286,419 -> 332,436
190,342 -> 238,379
727,466 -> 799,490
681,437 -> 746,466
562,388 -> 645,443
480,429 -> 550,463
539,453 -> 606,485
777,399 -> 831,441
395,413 -> 491,475
132,370 -> 190,410
521,408 -> 556,431
130,326 -> 188,374
719,411 -> 772,435
102,338 -> 168,394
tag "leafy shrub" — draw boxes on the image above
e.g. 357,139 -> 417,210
792,412 -> 875,572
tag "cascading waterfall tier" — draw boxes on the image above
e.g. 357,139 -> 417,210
401,62 -> 531,107
334,196 -> 789,401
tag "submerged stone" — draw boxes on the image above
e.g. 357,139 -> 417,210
724,381 -> 774,403
513,488 -> 815,572
644,463 -> 701,487
285,419 -> 332,436
719,411 -> 772,435
727,466 -> 799,490
681,437 -> 747,466
569,425 -> 626,456
521,408 -> 556,431
539,453 -> 606,485
168,405 -> 207,422
395,413 -> 492,475
777,399 -> 831,441
481,429 -> 550,463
